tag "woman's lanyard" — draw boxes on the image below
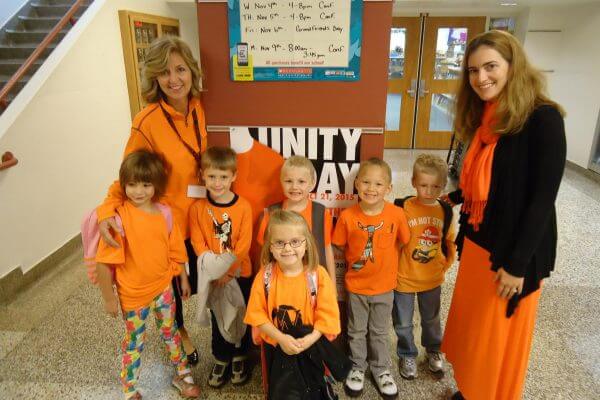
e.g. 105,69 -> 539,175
159,103 -> 202,166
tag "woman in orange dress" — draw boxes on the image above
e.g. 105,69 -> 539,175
441,30 -> 566,400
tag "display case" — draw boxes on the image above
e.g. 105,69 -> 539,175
118,10 -> 180,119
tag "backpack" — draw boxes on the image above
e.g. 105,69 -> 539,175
394,196 -> 453,258
265,201 -> 327,266
80,203 -> 173,284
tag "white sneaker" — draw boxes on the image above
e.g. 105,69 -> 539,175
399,356 -> 417,380
374,370 -> 398,399
344,368 -> 365,397
427,351 -> 444,373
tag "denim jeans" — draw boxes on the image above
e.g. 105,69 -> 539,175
392,286 -> 442,357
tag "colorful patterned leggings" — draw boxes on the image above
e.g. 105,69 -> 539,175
120,285 -> 189,398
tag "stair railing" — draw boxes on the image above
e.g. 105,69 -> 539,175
0,0 -> 86,109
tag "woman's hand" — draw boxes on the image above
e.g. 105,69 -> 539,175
494,267 -> 524,299
179,270 -> 191,300
99,217 -> 123,248
439,193 -> 455,207
278,334 -> 303,355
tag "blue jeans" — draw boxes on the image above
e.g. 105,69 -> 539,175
392,286 -> 442,357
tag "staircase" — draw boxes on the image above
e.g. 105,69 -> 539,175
0,0 -> 93,115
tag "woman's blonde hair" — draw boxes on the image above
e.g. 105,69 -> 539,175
260,210 -> 319,271
141,36 -> 203,104
454,30 -> 564,141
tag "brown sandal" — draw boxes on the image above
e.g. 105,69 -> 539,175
172,373 -> 200,399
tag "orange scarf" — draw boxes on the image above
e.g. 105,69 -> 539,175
459,102 -> 500,231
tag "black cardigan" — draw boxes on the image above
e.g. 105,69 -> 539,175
449,105 -> 566,316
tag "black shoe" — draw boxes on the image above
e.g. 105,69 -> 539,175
208,360 -> 230,388
230,355 -> 249,385
186,349 -> 199,366
451,391 -> 466,400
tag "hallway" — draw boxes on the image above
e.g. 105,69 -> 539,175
0,150 -> 599,399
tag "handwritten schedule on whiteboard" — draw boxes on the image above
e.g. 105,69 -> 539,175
228,0 -> 363,81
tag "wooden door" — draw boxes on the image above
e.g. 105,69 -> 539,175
384,17 -> 420,148
414,17 -> 485,149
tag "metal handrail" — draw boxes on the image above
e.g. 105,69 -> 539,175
0,151 -> 18,170
0,0 -> 86,109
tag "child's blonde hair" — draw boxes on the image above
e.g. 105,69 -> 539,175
119,150 -> 167,201
201,146 -> 237,173
412,154 -> 448,187
260,210 -> 319,271
356,158 -> 392,183
281,155 -> 317,183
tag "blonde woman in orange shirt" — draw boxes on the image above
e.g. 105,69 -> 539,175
97,36 -> 207,363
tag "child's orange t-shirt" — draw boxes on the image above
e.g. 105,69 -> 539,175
188,194 -> 253,278
95,201 -> 187,311
332,202 -> 410,296
96,98 -> 208,239
244,264 -> 340,346
397,198 -> 456,292
256,199 -> 333,247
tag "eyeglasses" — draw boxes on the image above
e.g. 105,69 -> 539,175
270,238 -> 306,249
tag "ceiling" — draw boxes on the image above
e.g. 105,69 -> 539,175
393,0 -> 596,11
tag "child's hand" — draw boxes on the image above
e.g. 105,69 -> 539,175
212,273 -> 234,288
103,295 -> 119,318
296,330 -> 322,351
180,278 -> 192,300
278,334 -> 303,355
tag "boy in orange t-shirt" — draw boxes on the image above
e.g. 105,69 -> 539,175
188,146 -> 253,388
332,158 -> 410,398
95,150 -> 199,399
393,154 -> 456,380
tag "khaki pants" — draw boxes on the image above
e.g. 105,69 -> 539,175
347,291 -> 394,376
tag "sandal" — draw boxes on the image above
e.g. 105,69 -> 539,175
172,373 -> 200,399
125,392 -> 142,400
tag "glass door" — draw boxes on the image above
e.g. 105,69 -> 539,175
384,16 -> 486,149
384,17 -> 421,149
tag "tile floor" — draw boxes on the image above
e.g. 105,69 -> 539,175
0,149 -> 599,399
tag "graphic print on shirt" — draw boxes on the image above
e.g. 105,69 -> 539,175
412,226 -> 441,263
271,304 -> 303,334
352,221 -> 384,270
207,208 -> 232,252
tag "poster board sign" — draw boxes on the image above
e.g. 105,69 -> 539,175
230,126 -> 362,299
228,0 -> 363,81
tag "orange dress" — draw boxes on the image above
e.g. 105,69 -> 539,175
442,238 -> 542,400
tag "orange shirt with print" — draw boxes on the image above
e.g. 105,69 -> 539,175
188,194 -> 253,278
97,98 -> 207,238
256,199 -> 333,247
397,198 -> 456,292
244,264 -> 340,346
332,202 -> 410,296
96,202 -> 187,311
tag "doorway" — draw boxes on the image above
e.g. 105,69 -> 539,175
384,16 -> 486,149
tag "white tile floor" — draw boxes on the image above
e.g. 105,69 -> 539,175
0,150 -> 599,399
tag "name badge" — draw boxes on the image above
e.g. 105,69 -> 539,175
187,185 -> 206,198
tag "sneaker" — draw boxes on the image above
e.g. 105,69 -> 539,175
230,355 -> 249,385
427,351 -> 444,374
172,373 -> 200,398
373,370 -> 398,399
344,368 -> 365,397
399,356 -> 417,380
207,360 -> 230,388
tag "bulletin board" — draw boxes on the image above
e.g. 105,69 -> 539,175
196,0 -> 393,159
228,0 -> 363,81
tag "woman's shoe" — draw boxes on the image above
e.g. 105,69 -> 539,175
186,349 -> 199,366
